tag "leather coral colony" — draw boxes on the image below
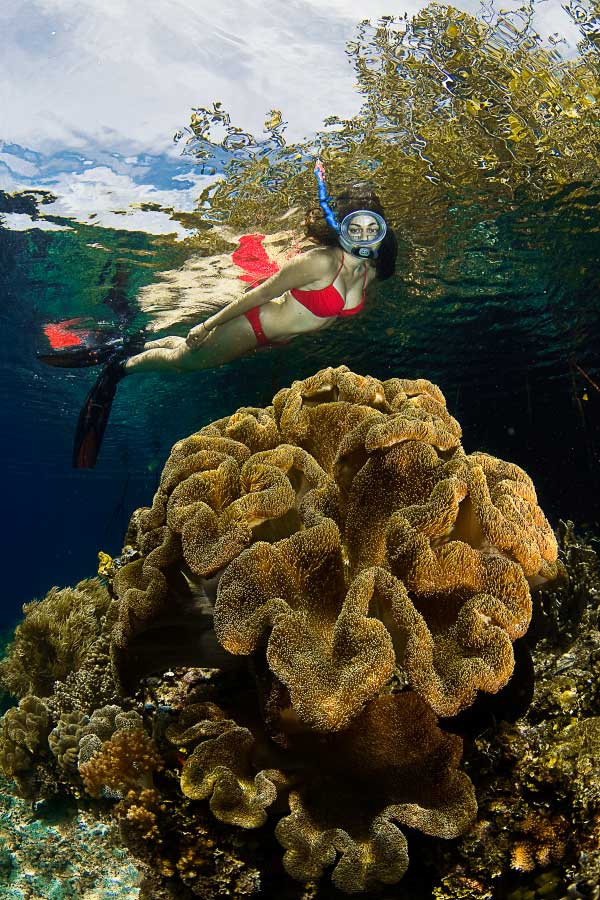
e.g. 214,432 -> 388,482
107,365 -> 559,892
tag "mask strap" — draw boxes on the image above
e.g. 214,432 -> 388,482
314,158 -> 340,233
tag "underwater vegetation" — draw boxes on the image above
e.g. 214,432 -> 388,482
5,364 -> 599,899
0,579 -> 112,700
0,770 -> 141,900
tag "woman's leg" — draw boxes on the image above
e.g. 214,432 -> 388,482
123,315 -> 260,374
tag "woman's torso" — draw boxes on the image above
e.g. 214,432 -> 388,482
259,248 -> 377,339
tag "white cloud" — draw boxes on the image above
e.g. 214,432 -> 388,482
0,151 -> 39,175
0,212 -> 73,231
31,165 -> 218,237
530,0 -> 583,49
2,0 -> 349,151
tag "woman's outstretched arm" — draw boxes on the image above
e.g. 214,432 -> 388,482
186,247 -> 336,347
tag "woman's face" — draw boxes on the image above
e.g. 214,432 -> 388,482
345,214 -> 382,243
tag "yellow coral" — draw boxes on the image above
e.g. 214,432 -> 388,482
179,724 -> 288,828
112,364 -> 558,724
116,788 -> 163,842
106,365 -> 558,893
0,696 -> 51,777
165,702 -> 236,747
216,539 -> 400,731
510,841 -> 535,872
79,728 -> 162,799
276,693 -> 476,892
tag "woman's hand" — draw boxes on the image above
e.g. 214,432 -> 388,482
186,322 -> 211,349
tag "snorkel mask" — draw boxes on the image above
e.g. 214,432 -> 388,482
314,158 -> 387,259
339,211 -> 387,258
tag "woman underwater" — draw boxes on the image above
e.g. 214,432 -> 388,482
39,168 -> 397,467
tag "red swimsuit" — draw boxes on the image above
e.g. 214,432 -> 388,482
244,252 -> 367,347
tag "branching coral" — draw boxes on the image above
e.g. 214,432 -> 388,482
115,787 -> 164,842
0,578 -> 112,699
48,705 -> 144,776
79,727 -> 162,799
77,706 -> 145,771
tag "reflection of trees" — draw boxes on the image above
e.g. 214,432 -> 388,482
347,3 -> 600,193
175,1 -> 600,236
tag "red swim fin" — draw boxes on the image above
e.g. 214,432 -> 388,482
43,318 -> 90,349
232,233 -> 280,286
37,336 -> 136,368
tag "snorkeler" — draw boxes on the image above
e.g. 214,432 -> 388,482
38,161 -> 397,467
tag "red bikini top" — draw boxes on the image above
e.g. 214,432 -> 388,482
289,253 -> 367,318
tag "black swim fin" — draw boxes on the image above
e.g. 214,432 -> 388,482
72,356 -> 127,468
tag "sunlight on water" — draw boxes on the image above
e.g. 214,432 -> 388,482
140,0 -> 600,421
175,0 -> 600,225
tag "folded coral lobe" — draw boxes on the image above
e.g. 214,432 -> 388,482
275,693 -> 476,893
215,528 -> 398,732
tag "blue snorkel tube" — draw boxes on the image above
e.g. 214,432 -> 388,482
313,157 -> 387,259
314,158 -> 341,233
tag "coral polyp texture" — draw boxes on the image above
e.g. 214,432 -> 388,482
99,365 -> 559,892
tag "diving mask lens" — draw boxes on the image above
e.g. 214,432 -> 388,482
339,211 -> 387,258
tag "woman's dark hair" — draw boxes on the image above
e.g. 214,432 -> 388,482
304,181 -> 397,280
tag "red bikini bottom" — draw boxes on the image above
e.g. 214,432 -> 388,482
244,306 -> 290,347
